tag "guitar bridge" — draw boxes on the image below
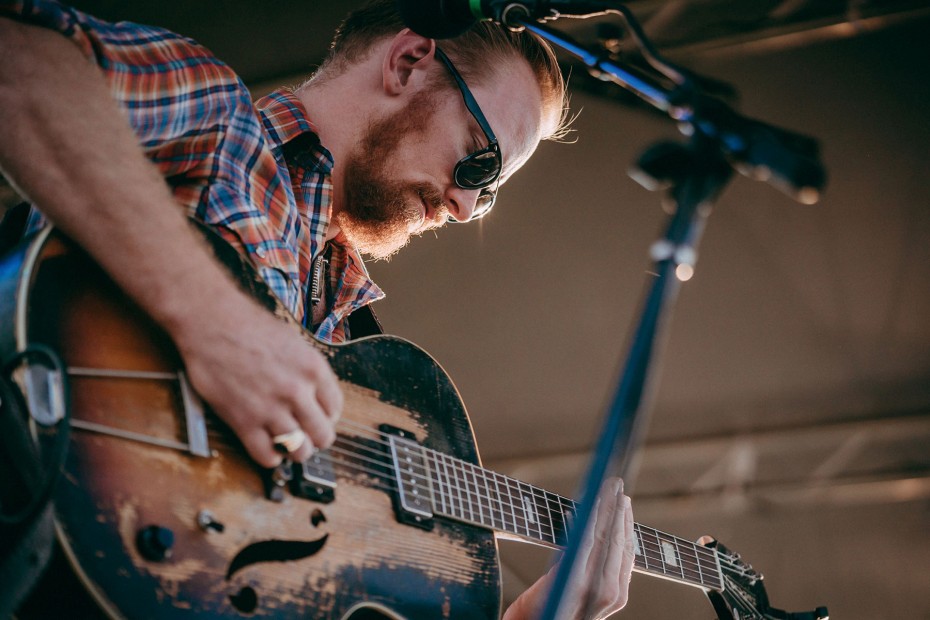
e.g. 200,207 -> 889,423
381,424 -> 434,531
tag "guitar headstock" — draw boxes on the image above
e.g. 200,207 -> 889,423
699,536 -> 829,620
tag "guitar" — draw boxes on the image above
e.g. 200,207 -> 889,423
2,227 -> 828,619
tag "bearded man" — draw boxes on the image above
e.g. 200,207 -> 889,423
0,1 -> 635,617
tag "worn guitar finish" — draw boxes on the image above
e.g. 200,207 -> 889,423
3,228 -> 829,620
5,228 -> 500,619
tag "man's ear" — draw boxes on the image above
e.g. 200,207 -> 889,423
383,28 -> 436,95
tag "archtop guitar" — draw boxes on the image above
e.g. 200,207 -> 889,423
1,227 -> 828,619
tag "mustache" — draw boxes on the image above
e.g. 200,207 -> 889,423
412,183 -> 449,227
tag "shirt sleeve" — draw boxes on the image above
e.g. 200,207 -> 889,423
2,0 -> 255,191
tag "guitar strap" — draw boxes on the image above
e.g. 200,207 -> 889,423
0,206 -> 68,616
0,365 -> 56,617
347,303 -> 384,339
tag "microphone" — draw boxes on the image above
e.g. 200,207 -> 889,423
396,0 -> 611,39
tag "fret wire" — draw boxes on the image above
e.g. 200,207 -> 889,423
453,458 -> 483,522
553,493 -> 572,546
467,461 -> 486,525
458,463 -> 475,523
454,455 -> 468,519
512,480 -> 527,537
545,491 -> 562,545
492,470 -> 506,531
478,465 -> 498,525
514,479 -> 532,537
503,473 -> 517,533
469,464 -> 486,519
492,471 -> 509,532
562,496 -> 577,546
488,472 -> 504,530
497,476 -> 515,533
531,482 -> 546,537
636,525 -> 649,571
634,525 -> 647,570
641,526 -> 662,575
458,459 -> 472,522
519,480 -> 535,538
519,480 -> 537,537
446,453 -> 463,520
542,489 -> 561,544
432,452 -> 445,515
488,472 -> 504,531
462,461 -> 476,522
528,482 -> 543,541
428,450 -> 448,513
537,491 -> 551,542
476,466 -> 495,530
490,471 -> 508,532
536,491 -> 552,542
441,453 -> 455,517
427,452 -> 445,515
659,531 -> 686,581
504,476 -> 519,536
672,533 -> 700,586
544,489 -> 557,544
696,542 -> 723,590
647,527 -> 666,575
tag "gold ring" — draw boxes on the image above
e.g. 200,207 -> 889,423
271,429 -> 306,453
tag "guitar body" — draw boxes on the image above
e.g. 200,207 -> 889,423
3,228 -> 501,619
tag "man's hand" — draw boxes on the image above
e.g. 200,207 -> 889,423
503,478 -> 635,620
173,297 -> 343,468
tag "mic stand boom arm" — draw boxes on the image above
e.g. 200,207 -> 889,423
502,7 -> 827,620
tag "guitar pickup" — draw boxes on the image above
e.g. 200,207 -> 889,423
381,424 -> 434,531
290,451 -> 336,503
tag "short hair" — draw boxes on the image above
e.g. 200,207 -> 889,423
320,0 -> 569,140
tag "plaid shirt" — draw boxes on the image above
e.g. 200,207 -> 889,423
3,0 -> 384,342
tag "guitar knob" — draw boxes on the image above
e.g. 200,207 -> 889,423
136,525 -> 175,562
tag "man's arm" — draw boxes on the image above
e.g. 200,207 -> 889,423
503,478 -> 635,620
0,16 -> 341,468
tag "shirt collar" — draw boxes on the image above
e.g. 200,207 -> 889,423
254,87 -> 385,340
256,88 -> 315,143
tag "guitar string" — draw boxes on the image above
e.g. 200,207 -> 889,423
332,419 -> 732,574
330,429 -> 747,579
327,422 -> 733,577
205,420 -> 726,581
200,419 -> 735,578
320,445 -> 731,581
326,435 -> 735,580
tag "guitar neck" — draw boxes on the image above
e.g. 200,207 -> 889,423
422,448 -> 724,592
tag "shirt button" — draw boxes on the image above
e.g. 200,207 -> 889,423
256,247 -> 267,258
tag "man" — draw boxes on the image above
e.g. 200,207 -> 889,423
0,1 -> 635,617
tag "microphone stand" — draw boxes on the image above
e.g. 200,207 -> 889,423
500,7 -> 827,620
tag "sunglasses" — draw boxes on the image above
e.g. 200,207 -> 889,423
434,47 -> 502,222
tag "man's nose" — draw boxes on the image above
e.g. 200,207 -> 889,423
444,186 -> 478,223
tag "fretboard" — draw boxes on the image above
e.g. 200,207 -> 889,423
422,448 -> 723,592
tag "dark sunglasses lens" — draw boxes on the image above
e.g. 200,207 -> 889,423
473,189 -> 495,219
455,149 -> 500,188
